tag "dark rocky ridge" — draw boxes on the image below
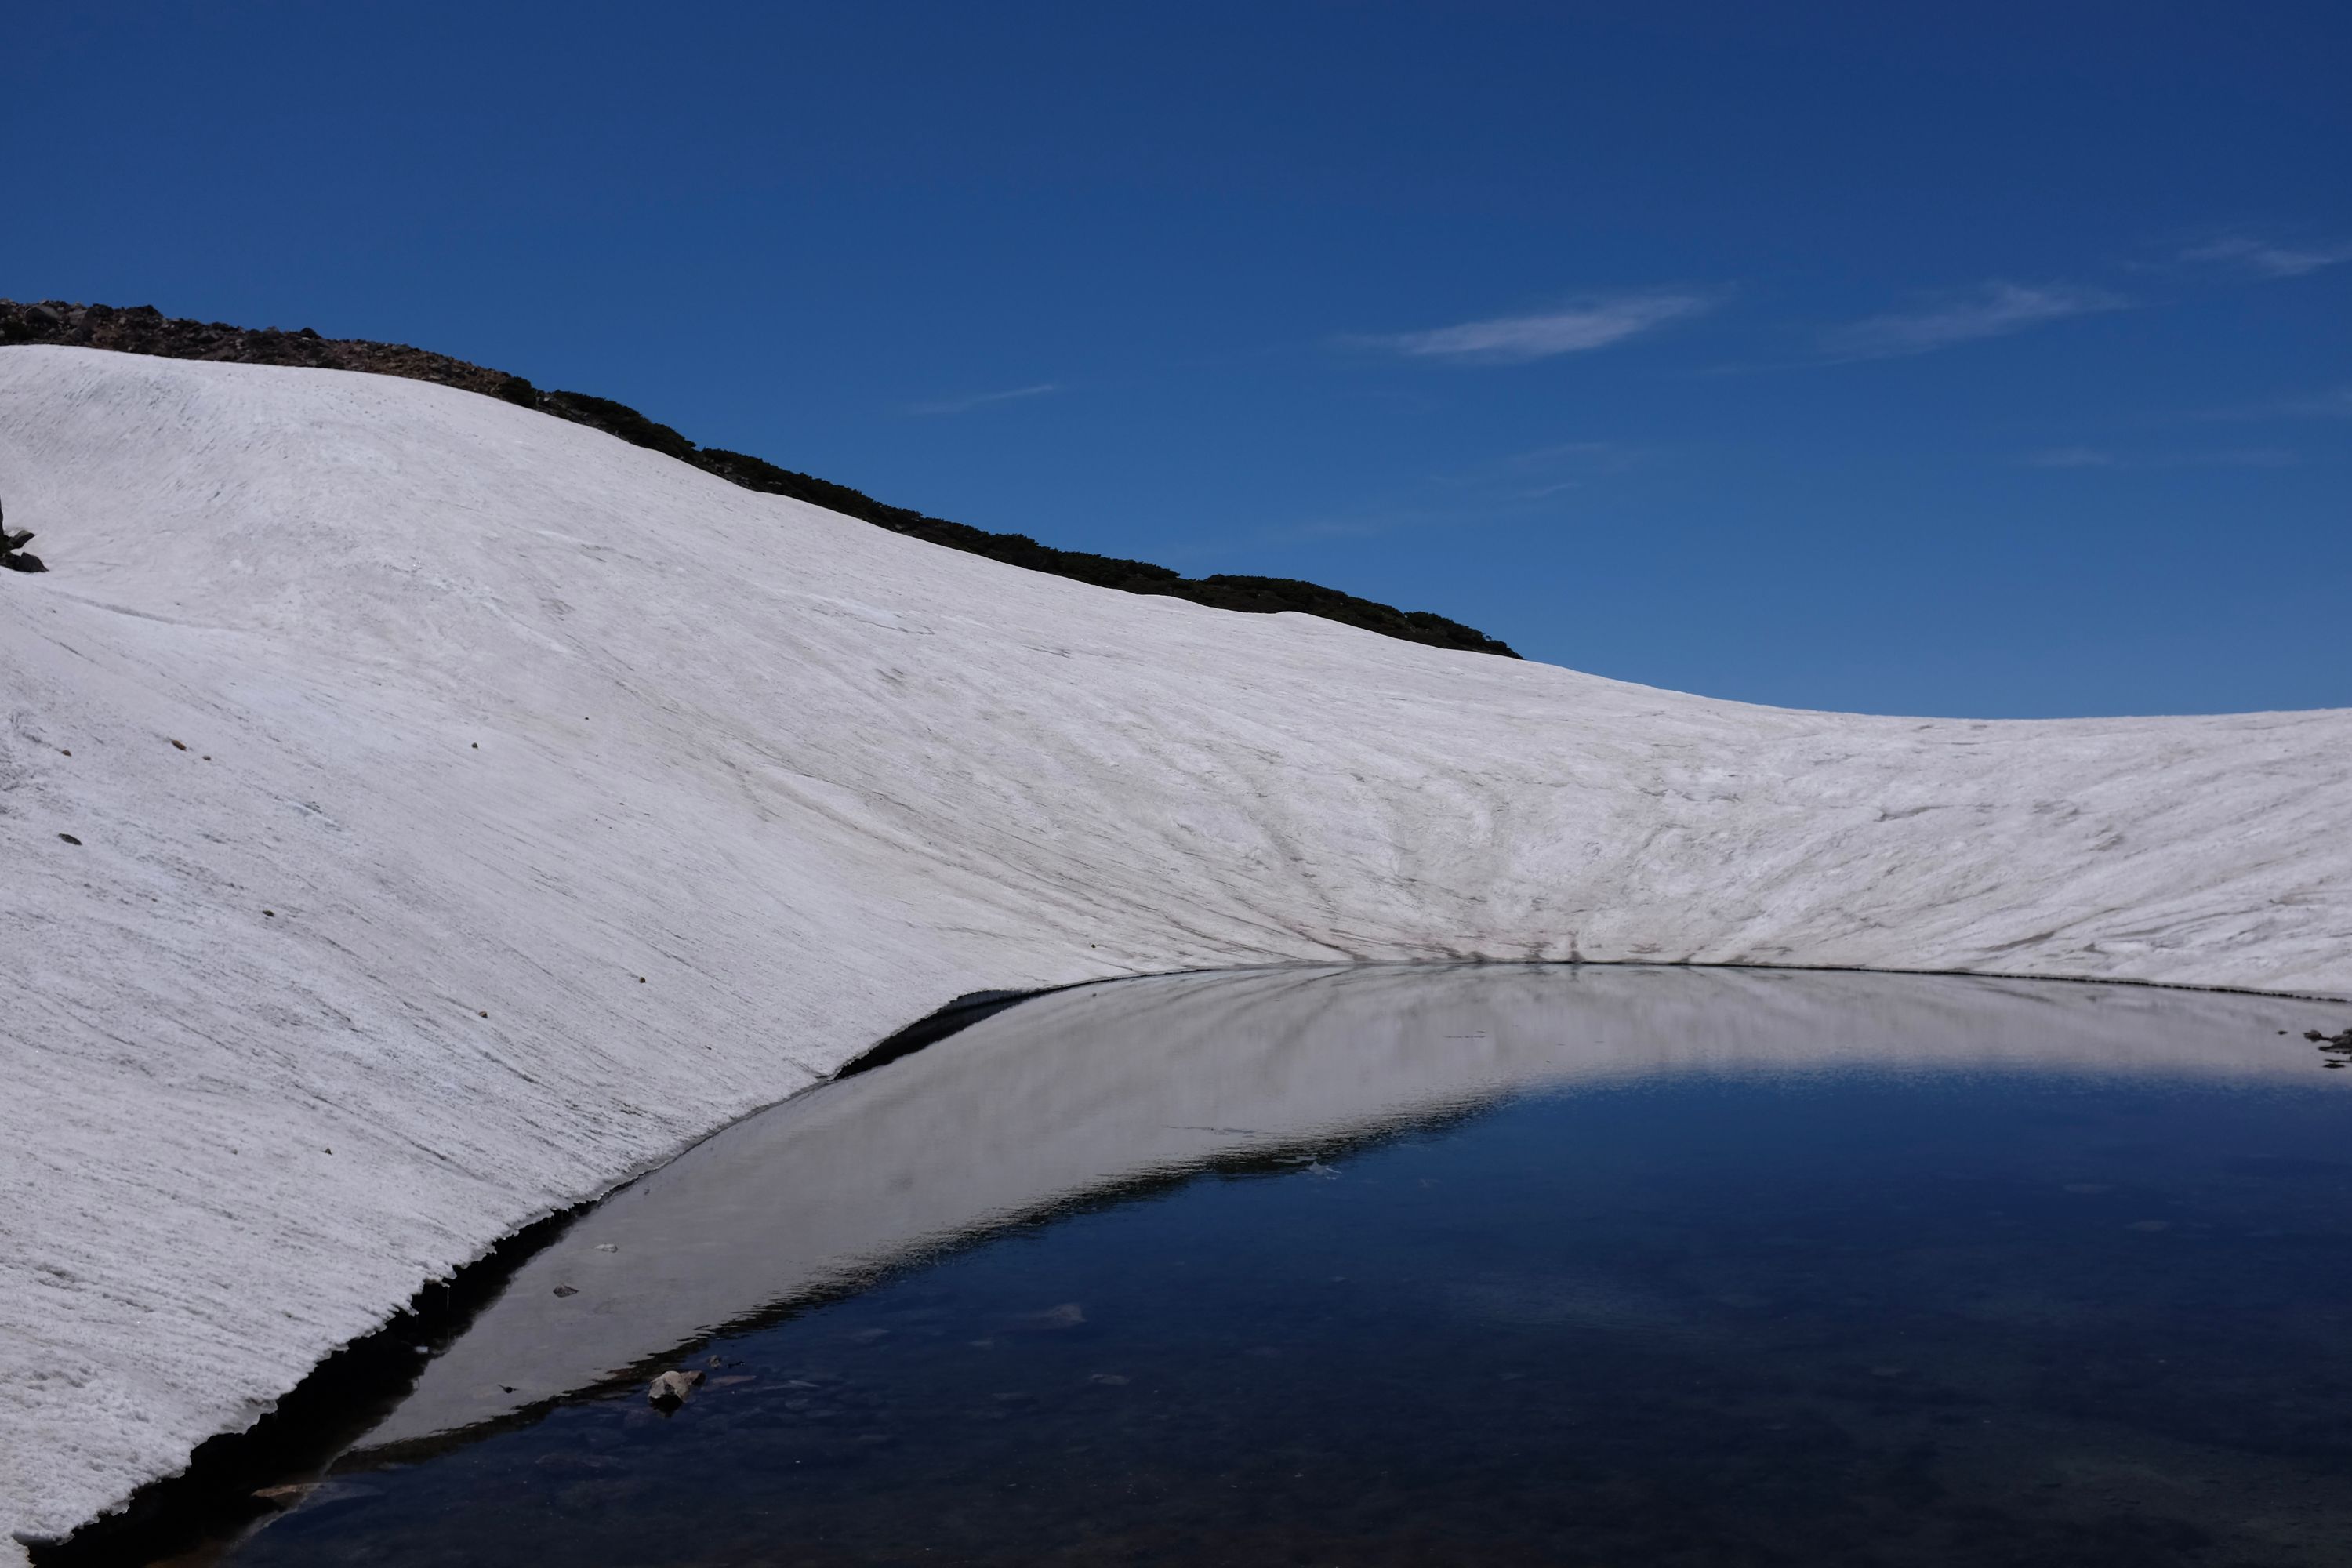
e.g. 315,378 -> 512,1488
0,300 -> 1519,658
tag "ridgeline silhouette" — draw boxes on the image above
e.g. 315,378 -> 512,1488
0,301 -> 1517,658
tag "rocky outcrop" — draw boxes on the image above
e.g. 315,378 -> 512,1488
0,302 -> 533,402
1,505 -> 43,573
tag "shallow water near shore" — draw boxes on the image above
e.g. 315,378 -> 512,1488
220,967 -> 2352,1566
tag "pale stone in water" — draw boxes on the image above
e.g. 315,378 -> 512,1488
647,1370 -> 706,1409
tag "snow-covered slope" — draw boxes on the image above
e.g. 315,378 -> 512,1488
2,345 -> 2347,1552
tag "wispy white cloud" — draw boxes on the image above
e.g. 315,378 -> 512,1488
1426,439 -> 1652,501
2022,445 -> 2296,470
2194,383 -> 2352,423
908,383 -> 1060,416
2282,385 -> 2352,419
1348,292 -> 1715,365
1494,439 -> 1652,494
1233,439 -> 1647,548
2023,446 -> 2118,469
1823,282 -> 2128,362
1499,439 -> 1642,470
1821,282 -> 2127,362
2180,235 -> 2352,278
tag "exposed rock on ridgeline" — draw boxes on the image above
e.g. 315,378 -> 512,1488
0,299 -> 1518,658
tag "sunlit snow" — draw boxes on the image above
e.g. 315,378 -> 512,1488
2,347 -> 2347,1552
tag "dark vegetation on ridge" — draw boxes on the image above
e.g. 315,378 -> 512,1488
0,300 -> 1519,658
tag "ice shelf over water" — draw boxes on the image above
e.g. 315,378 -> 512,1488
2,346 -> 2348,1553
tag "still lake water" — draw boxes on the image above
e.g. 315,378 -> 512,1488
226,967 -> 2352,1566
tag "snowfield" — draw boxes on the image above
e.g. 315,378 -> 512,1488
2,345 -> 2347,1553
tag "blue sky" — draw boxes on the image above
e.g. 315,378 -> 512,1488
8,2 -> 2347,715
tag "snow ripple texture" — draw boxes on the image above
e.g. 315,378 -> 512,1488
1,346 -> 2347,1553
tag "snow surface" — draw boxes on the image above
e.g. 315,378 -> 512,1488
1,344 -> 2347,1550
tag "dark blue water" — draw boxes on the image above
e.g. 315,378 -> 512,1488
230,1068 -> 2352,1566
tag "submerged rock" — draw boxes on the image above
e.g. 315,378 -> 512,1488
647,1369 -> 705,1410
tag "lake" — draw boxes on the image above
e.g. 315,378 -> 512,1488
216,965 -> 2352,1566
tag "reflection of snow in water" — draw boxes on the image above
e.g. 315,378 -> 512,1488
237,1033 -> 2352,1568
362,963 -> 2347,1452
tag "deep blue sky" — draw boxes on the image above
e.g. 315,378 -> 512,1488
8,3 -> 2347,716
